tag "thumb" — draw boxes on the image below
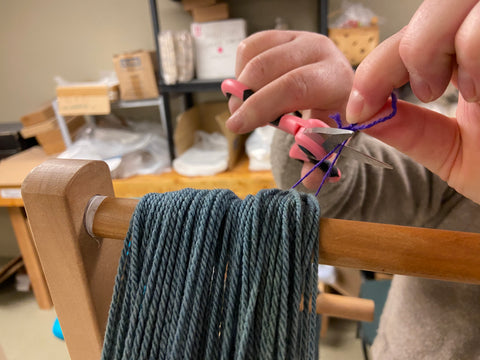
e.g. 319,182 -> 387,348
362,99 -> 459,182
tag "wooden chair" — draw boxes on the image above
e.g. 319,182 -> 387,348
22,159 -> 480,360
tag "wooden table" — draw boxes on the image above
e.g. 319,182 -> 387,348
0,147 -> 275,309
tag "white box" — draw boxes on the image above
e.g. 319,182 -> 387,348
190,19 -> 247,80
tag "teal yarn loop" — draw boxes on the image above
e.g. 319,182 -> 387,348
101,188 -> 320,360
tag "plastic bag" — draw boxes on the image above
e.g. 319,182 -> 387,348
158,30 -> 194,85
317,265 -> 337,285
331,1 -> 379,28
57,118 -> 171,179
245,126 -> 275,171
173,130 -> 228,176
158,31 -> 177,85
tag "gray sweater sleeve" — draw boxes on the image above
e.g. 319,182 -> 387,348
270,130 -> 478,230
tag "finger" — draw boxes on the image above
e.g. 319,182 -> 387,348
235,30 -> 298,77
346,30 -> 409,124
452,96 -> 480,203
362,100 -> 460,183
455,1 -> 480,102
226,61 -> 353,133
398,0 -> 478,102
300,162 -> 325,190
237,32 -> 342,91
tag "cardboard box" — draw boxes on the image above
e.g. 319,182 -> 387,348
20,102 -> 55,127
56,84 -> 112,116
35,116 -> 86,155
192,3 -> 229,22
190,19 -> 246,79
21,117 -> 61,139
329,25 -> 379,66
174,102 -> 246,170
182,0 -> 217,11
113,50 -> 159,101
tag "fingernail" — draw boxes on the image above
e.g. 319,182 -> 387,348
226,113 -> 243,133
458,69 -> 478,102
346,89 -> 365,124
410,75 -> 434,102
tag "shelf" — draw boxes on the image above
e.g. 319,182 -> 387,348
111,97 -> 164,109
159,78 -> 224,93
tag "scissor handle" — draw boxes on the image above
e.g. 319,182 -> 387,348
290,145 -> 341,182
221,79 -> 252,101
222,79 -> 290,130
221,79 -> 341,181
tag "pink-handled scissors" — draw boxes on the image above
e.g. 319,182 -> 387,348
221,79 -> 392,184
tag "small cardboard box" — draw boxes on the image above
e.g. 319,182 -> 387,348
21,117 -> 61,139
329,25 -> 379,66
182,0 -> 217,11
35,115 -> 86,155
113,50 -> 159,101
56,84 -> 112,116
192,3 -> 229,23
190,19 -> 246,79
174,102 -> 246,170
20,102 -> 55,127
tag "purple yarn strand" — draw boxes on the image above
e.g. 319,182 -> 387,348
342,92 -> 397,131
295,92 -> 397,195
313,141 -> 345,196
292,141 -> 346,196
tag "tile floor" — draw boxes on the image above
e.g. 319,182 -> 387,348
0,278 -> 366,360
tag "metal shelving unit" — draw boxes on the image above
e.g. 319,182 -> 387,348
148,0 -> 329,161
149,0 -> 226,162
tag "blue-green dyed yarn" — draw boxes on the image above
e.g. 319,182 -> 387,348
101,188 -> 320,360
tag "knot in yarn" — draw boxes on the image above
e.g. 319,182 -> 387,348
295,93 -> 398,195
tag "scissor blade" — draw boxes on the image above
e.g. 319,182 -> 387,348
340,145 -> 394,169
302,127 -> 393,169
302,128 -> 353,151
304,127 -> 354,137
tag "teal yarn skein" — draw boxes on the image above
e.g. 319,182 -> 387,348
101,188 -> 320,360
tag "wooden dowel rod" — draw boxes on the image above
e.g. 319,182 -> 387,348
91,197 -> 138,240
89,197 -> 480,285
300,293 -> 374,321
319,218 -> 480,284
318,293 -> 374,322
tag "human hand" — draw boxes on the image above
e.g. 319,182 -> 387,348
345,0 -> 480,204
225,30 -> 354,189
225,30 -> 354,133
